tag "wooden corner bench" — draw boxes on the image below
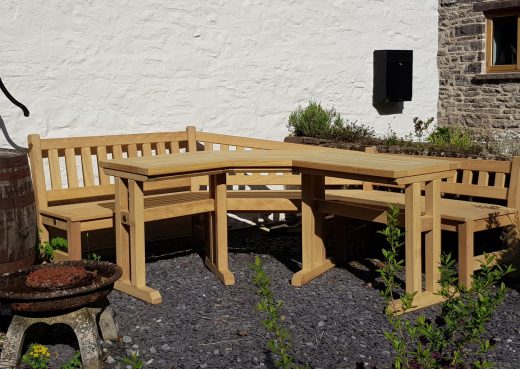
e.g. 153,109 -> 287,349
321,154 -> 520,287
27,126 -> 358,261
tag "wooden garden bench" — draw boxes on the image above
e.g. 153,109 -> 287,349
27,127 -> 357,260
320,154 -> 520,286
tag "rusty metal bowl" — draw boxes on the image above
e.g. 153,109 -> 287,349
0,260 -> 122,313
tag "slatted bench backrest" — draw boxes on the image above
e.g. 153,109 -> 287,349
375,153 -> 520,209
194,131 -> 362,187
28,129 -> 195,209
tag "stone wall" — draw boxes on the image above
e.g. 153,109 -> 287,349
0,1 -> 439,149
438,0 -> 520,136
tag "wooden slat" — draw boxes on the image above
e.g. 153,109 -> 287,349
127,144 -> 138,158
142,143 -> 152,156
169,141 -> 180,154
96,146 -> 110,185
64,148 -> 79,188
441,182 -> 507,199
461,169 -> 473,184
80,147 -> 95,187
47,185 -> 115,203
39,131 -> 188,150
477,171 -> 489,186
495,172 -> 506,187
156,142 -> 166,155
112,145 -> 123,160
48,148 -> 62,189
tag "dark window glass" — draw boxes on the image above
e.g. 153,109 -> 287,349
493,16 -> 517,65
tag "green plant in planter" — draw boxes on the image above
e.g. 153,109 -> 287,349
426,127 -> 480,153
378,204 -> 513,369
287,101 -> 338,138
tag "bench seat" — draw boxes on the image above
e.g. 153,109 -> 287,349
325,189 -> 517,224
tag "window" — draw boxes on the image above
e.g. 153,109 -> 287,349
486,11 -> 520,72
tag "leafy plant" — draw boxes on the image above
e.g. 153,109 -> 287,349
287,101 -> 335,138
60,351 -> 82,369
426,127 -> 480,153
87,252 -> 101,261
287,101 -> 374,142
378,204 -> 513,369
251,256 -> 308,369
22,343 -> 51,369
38,236 -> 68,262
413,117 -> 434,143
122,351 -> 144,369
329,118 -> 376,142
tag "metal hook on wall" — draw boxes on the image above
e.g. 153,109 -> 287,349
0,77 -> 30,152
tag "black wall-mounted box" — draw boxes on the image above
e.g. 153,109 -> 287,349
373,50 -> 413,103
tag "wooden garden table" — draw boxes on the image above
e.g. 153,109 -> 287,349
100,149 -> 459,309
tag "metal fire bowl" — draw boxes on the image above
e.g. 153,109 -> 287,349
0,260 -> 122,313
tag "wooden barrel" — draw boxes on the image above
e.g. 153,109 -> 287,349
0,149 -> 36,273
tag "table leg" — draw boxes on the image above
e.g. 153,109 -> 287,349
404,182 -> 422,294
205,173 -> 235,285
292,173 -> 334,286
114,178 -> 162,304
391,180 -> 445,314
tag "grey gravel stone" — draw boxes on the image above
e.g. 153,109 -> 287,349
122,336 -> 132,344
106,355 -> 115,364
149,346 -> 157,354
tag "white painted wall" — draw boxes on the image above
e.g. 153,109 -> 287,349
0,0 -> 438,149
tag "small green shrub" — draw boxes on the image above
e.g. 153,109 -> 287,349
38,236 -> 68,262
287,101 -> 374,141
251,256 -> 308,369
426,127 -> 481,153
287,101 -> 335,138
329,118 -> 376,142
378,204 -> 513,369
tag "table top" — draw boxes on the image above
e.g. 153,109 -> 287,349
99,149 -> 460,182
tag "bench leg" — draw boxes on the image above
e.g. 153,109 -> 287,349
458,222 -> 474,288
292,173 -> 334,286
425,179 -> 441,293
205,173 -> 235,285
66,221 -> 82,260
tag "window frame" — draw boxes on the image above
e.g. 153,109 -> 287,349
485,9 -> 520,73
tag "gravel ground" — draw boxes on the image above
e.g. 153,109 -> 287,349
1,224 -> 520,369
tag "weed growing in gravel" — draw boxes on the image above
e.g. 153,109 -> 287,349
378,204 -> 514,369
122,351 -> 144,369
251,256 -> 309,369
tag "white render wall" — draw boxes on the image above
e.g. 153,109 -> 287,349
0,0 -> 438,148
